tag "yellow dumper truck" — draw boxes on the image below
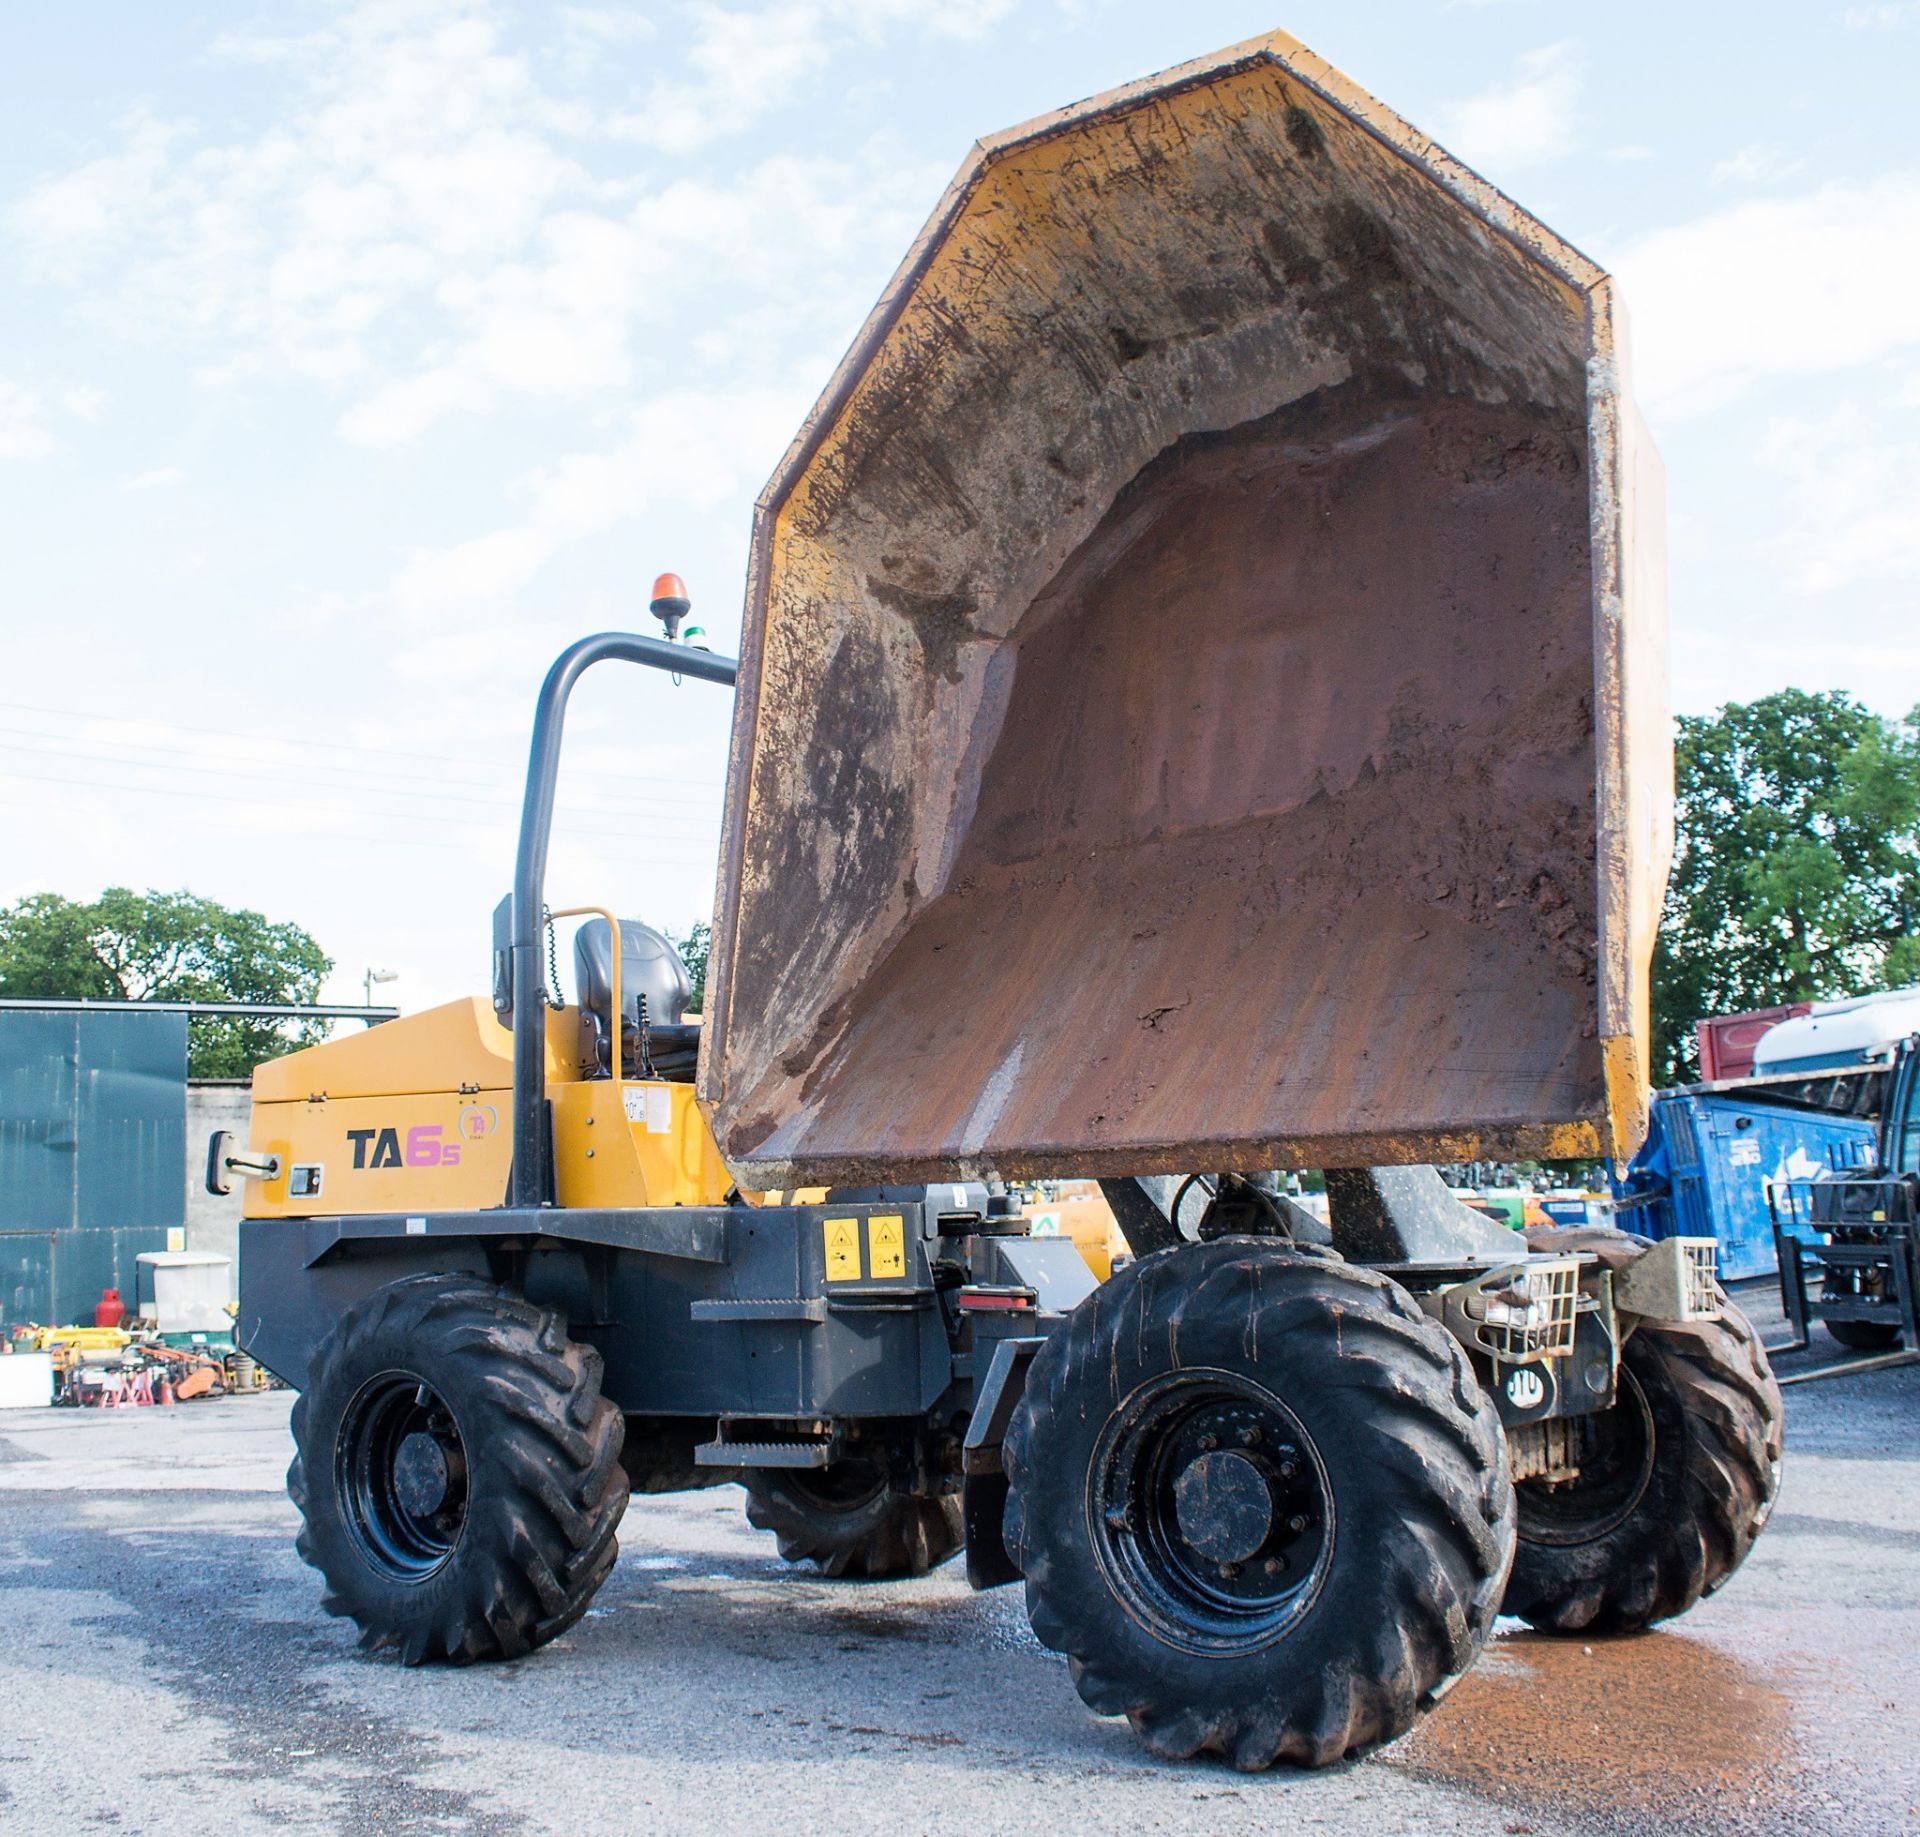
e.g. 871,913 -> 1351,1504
215,30 -> 1780,1770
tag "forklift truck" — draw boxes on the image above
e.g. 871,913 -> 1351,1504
1770,1033 -> 1920,1372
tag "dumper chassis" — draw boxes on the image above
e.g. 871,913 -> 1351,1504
227,630 -> 1782,1769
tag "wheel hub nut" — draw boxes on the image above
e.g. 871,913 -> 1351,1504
393,1431 -> 451,1516
1172,1449 -> 1275,1565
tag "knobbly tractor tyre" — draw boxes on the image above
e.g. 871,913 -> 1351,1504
744,1455 -> 963,1579
1503,1298 -> 1782,1636
288,1275 -> 628,1663
1004,1240 -> 1515,1770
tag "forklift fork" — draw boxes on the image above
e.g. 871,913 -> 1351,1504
1770,1221 -> 1920,1386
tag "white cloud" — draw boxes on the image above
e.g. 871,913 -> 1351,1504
61,384 -> 110,422
1844,2 -> 1919,25
333,135 -> 938,445
9,0 -> 968,447
10,11 -> 592,406
388,382 -> 797,619
0,380 -> 54,459
1710,144 -> 1804,187
561,5 -> 658,46
1436,41 -> 1581,175
609,4 -> 838,154
1614,173 -> 1920,415
122,466 -> 186,491
838,0 -> 1017,42
1756,394 -> 1920,594
605,0 -> 1016,154
0,376 -> 111,456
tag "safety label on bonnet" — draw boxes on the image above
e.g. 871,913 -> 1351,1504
622,1086 -> 674,1133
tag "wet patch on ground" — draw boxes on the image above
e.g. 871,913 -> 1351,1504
1391,1625 -> 1805,1834
822,1603 -> 945,1644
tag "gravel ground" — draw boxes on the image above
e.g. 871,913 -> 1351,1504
0,1283 -> 1913,1837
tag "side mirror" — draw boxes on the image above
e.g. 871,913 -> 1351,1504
206,1131 -> 282,1196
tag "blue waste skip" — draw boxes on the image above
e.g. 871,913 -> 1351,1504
1611,1090 -> 1877,1281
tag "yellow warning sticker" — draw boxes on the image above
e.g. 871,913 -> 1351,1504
823,1217 -> 862,1282
868,1214 -> 905,1280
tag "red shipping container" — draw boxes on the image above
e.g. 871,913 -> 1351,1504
1694,1003 -> 1811,1082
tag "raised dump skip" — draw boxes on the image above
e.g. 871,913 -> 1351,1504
700,31 -> 1669,1187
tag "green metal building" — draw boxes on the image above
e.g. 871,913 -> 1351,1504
0,1005 -> 188,1330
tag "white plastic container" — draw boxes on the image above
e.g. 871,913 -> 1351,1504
136,1251 -> 235,1334
0,1351 -> 55,1409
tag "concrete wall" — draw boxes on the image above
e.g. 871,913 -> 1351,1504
185,1082 -> 251,1300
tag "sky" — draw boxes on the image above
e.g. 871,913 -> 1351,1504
2,0 -> 1917,1016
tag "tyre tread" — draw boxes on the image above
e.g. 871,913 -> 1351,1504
1506,1282 -> 1782,1635
743,1464 -> 963,1579
288,1275 -> 628,1665
1006,1240 -> 1515,1770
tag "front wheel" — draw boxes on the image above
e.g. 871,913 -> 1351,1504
289,1276 -> 628,1662
1005,1241 -> 1515,1769
744,1455 -> 962,1578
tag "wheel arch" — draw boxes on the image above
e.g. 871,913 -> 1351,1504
238,1218 -> 494,1388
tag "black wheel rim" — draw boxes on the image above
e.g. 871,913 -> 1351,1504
1517,1365 -> 1656,1547
1088,1367 -> 1332,1656
338,1371 -> 470,1582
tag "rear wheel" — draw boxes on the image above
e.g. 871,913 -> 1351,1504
1503,1301 -> 1781,1634
289,1276 -> 628,1662
1005,1240 -> 1514,1769
744,1455 -> 962,1578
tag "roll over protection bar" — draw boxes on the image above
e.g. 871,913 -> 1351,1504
501,631 -> 738,1210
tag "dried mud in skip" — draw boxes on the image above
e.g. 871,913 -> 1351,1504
739,387 -> 1603,1180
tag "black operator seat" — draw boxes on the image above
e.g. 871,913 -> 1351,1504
573,917 -> 700,1082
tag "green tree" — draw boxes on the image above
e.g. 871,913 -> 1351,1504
667,919 -> 711,1013
1652,691 -> 1920,1084
0,888 -> 334,1078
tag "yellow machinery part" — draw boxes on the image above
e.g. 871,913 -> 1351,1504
243,994 -> 734,1216
25,1325 -> 132,1359
1022,1182 -> 1127,1283
251,996 -> 538,1103
549,1078 -> 733,1209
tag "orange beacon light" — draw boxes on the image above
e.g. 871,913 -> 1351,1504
649,573 -> 691,640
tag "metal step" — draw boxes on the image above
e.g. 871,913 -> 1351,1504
694,1434 -> 839,1469
688,1297 -> 827,1324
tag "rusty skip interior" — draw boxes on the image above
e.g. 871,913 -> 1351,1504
704,43 -> 1654,1185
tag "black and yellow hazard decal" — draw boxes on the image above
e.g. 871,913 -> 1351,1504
868,1214 -> 905,1279
823,1216 -> 862,1281
822,1213 -> 909,1281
